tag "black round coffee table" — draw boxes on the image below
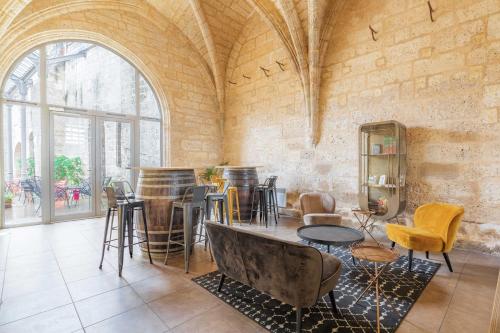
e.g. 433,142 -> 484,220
297,224 -> 365,253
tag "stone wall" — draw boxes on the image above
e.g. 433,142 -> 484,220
224,0 -> 500,253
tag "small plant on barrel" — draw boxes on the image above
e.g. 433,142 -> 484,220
199,162 -> 229,184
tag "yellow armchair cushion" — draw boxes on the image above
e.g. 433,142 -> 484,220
386,202 -> 464,253
386,224 -> 444,252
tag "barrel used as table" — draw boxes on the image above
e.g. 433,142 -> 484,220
135,167 -> 197,256
221,166 -> 260,221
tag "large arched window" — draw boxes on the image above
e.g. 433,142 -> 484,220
1,41 -> 163,226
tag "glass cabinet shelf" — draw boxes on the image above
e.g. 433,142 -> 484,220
359,120 -> 407,220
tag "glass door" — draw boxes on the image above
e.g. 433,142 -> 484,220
97,118 -> 133,213
51,113 -> 94,220
2,104 -> 43,226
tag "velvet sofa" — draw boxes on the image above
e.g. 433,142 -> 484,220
205,222 -> 343,333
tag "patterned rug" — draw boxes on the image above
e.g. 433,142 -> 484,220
193,243 -> 440,333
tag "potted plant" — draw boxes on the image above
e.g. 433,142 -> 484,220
199,166 -> 218,184
4,191 -> 13,208
199,162 -> 229,184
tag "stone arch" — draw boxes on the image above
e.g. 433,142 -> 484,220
0,29 -> 173,165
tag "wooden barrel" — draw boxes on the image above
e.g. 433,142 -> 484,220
135,168 -> 196,255
222,167 -> 259,221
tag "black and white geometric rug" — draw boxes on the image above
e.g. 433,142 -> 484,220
193,243 -> 440,333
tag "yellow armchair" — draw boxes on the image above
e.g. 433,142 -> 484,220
386,203 -> 464,272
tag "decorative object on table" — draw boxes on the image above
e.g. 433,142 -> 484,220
352,208 -> 379,244
199,162 -> 229,184
371,143 -> 382,155
135,167 -> 197,255
164,185 -> 210,273
368,175 -> 378,184
219,166 -> 260,221
297,224 -> 364,254
351,244 -> 400,333
199,166 -> 219,184
194,241 -> 440,333
299,192 -> 342,226
204,222 -> 342,333
359,121 -> 406,220
387,202 -> 464,272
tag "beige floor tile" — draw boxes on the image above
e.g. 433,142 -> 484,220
2,270 -> 66,300
120,262 -> 166,284
439,305 -> 491,333
404,283 -> 453,332
84,304 -> 167,333
0,304 -> 82,333
60,260 -> 115,283
148,285 -> 222,328
170,303 -> 266,333
131,272 -> 192,303
75,286 -> 143,327
0,286 -> 72,325
396,320 -> 431,332
67,272 -> 128,301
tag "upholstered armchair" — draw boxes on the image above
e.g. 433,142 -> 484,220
205,222 -> 342,333
386,203 -> 464,272
299,192 -> 342,225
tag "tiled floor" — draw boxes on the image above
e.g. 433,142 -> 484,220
0,216 -> 498,333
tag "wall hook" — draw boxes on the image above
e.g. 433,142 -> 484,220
427,1 -> 435,22
228,81 -> 237,85
369,25 -> 378,41
276,61 -> 286,71
242,74 -> 251,79
260,66 -> 271,77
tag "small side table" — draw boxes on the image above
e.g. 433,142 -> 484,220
352,209 -> 378,243
351,244 -> 399,333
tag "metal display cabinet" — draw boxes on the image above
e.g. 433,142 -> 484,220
359,120 -> 406,220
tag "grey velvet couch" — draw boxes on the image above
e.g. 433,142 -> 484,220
205,222 -> 343,333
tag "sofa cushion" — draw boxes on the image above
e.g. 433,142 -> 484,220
320,252 -> 342,280
304,213 -> 342,226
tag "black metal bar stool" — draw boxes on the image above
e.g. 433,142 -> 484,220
250,176 -> 279,227
105,180 -> 135,251
205,182 -> 231,224
99,186 -> 152,270
164,185 -> 209,273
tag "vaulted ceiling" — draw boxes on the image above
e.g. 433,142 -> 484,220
0,0 -> 347,144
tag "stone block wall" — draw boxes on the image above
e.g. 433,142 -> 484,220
224,0 -> 500,253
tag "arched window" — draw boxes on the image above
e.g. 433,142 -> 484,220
2,41 -> 163,226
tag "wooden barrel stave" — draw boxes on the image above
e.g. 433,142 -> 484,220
135,169 -> 198,255
223,167 -> 259,221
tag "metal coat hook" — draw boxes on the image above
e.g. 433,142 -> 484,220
242,74 -> 251,80
369,25 -> 378,41
228,81 -> 237,85
427,1 -> 435,22
260,66 -> 271,77
276,61 -> 286,71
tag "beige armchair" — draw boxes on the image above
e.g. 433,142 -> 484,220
299,192 -> 342,225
